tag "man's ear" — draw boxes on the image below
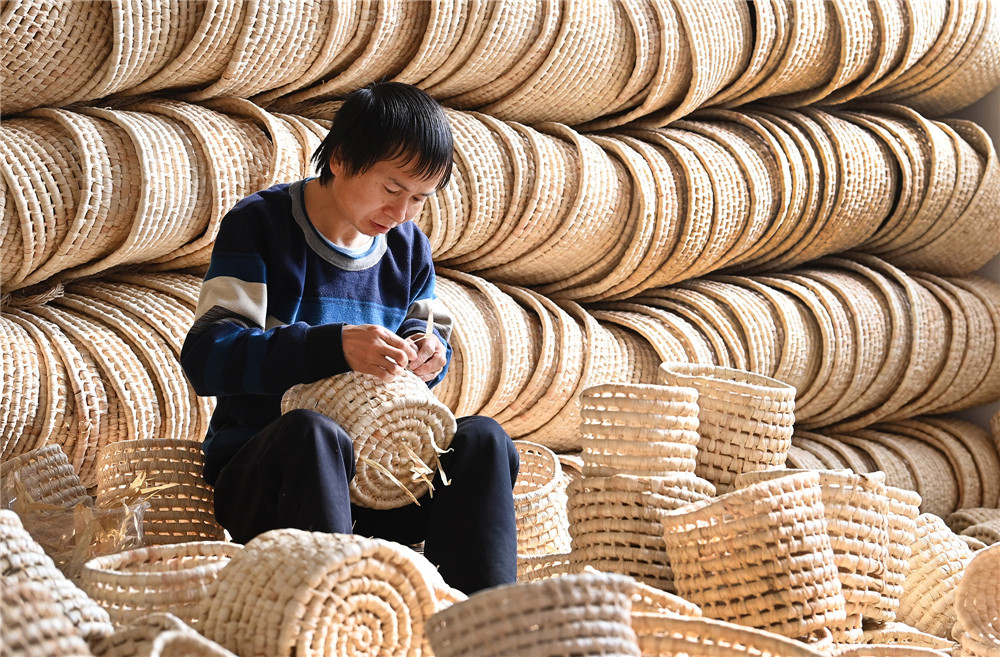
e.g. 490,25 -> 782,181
329,155 -> 344,178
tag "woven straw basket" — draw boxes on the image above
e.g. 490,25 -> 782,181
1,444 -> 90,508
632,613 -> 825,657
79,541 -> 241,628
861,622 -> 957,652
95,438 -> 225,545
579,382 -> 701,478
1,579 -> 92,657
425,571 -> 640,657
0,509 -> 113,642
954,543 -> 1000,657
201,528 -> 456,657
513,440 -> 570,556
660,471 -> 847,639
658,361 -> 796,492
735,468 -> 892,640
282,370 -> 457,509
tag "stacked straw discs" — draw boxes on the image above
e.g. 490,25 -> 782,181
79,541 -> 241,628
281,370 -> 457,509
660,471 -> 847,640
512,441 -> 570,557
953,544 -> 1000,657
734,469 -> 893,641
0,510 -> 113,642
657,362 -> 795,493
95,439 -> 225,546
200,528 -> 456,657
6,1 -> 998,124
425,571 -> 640,657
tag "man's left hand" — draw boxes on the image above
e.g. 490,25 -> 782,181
405,333 -> 447,382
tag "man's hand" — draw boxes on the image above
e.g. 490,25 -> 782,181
405,332 -> 447,382
342,324 -> 419,381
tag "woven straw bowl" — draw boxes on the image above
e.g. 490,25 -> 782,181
426,571 -> 640,657
660,471 -> 847,639
282,370 -> 457,509
79,541 -> 241,628
657,361 -> 796,491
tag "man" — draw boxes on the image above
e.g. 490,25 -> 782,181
181,82 -> 518,593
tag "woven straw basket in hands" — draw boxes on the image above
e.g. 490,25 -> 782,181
282,370 -> 457,509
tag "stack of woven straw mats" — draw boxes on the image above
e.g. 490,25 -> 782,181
3,1 -> 1000,656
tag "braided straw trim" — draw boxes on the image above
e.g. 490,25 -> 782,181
282,370 -> 456,509
660,471 -> 847,639
426,571 -> 639,657
80,542 -> 241,628
201,528 -> 451,657
0,509 -> 113,641
1,580 -> 92,657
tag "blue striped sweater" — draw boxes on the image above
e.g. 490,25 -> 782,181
181,180 -> 453,483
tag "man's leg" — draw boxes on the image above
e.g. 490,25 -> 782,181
422,415 -> 519,593
211,408 -> 356,544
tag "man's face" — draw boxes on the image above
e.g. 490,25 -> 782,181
329,156 -> 444,238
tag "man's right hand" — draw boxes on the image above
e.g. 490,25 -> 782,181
342,324 -> 419,381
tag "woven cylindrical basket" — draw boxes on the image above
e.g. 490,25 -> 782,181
569,473 -> 715,592
0,509 -> 113,642
513,441 -> 570,556
0,444 -> 89,508
282,370 -> 457,509
201,528 -> 454,657
734,468 -> 891,639
516,551 -> 574,583
579,382 -> 701,478
657,362 -> 796,492
95,438 -> 225,545
426,571 -> 640,657
660,471 -> 847,639
79,542 -> 241,628
88,612 -> 238,657
897,513 -> 974,637
631,613 -> 826,657
954,543 -> 1000,657
0,580 -> 92,657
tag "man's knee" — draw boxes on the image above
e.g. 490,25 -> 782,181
275,409 -> 355,462
451,416 -> 519,481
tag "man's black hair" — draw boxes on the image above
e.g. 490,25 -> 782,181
311,82 -> 454,189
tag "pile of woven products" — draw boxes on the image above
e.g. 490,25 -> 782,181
3,1 -> 1000,656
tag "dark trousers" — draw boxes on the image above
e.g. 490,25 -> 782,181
211,409 -> 519,594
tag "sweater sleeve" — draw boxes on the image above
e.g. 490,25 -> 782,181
180,208 -> 349,398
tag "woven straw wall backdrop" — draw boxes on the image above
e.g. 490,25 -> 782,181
3,1 -> 1000,654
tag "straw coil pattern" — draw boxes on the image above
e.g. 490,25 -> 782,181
659,471 -> 847,639
425,571 -> 640,657
281,370 -> 457,509
79,542 -> 241,628
200,528 -> 457,657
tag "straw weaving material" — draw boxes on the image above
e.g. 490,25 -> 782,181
660,471 -> 847,639
201,528 -> 457,657
282,370 -> 457,510
426,571 -> 639,657
89,613 -> 238,657
0,509 -> 114,642
80,542 -> 241,628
